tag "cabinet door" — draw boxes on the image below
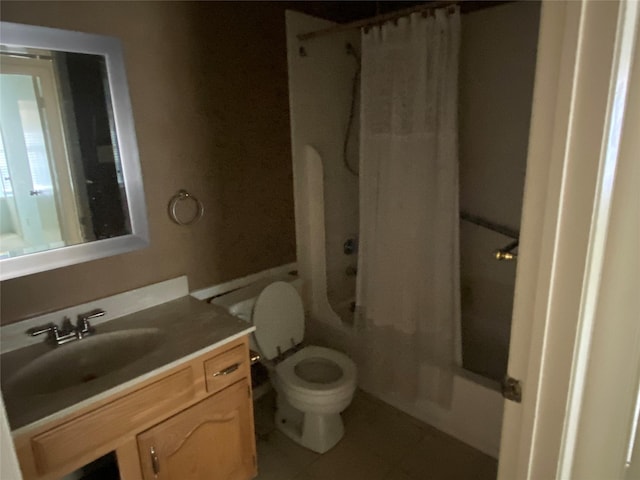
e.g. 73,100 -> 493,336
137,380 -> 256,480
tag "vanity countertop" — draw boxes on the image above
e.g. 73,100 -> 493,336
0,296 -> 254,434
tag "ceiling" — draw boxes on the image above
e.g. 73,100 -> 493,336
286,1 -> 512,24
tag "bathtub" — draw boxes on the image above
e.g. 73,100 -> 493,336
371,367 -> 504,458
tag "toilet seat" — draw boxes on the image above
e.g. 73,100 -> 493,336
276,346 -> 356,396
252,281 -> 305,360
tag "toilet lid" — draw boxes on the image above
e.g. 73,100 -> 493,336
252,282 -> 305,360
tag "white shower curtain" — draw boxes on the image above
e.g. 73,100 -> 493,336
355,8 -> 461,408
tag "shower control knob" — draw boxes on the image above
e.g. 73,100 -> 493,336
343,238 -> 358,255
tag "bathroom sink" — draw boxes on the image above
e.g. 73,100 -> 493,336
4,328 -> 163,396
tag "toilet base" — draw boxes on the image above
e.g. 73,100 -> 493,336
275,393 -> 345,454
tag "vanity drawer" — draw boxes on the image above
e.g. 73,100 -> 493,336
203,344 -> 249,395
30,368 -> 195,475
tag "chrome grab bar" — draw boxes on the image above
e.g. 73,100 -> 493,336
460,211 -> 519,240
460,211 -> 520,261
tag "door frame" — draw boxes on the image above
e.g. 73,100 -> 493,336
498,0 -> 640,478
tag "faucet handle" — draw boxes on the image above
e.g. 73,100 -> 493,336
26,323 -> 58,337
78,309 -> 105,322
76,308 -> 103,334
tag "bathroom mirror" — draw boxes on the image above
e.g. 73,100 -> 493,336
0,22 -> 148,280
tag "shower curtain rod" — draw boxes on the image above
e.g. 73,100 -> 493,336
296,1 -> 511,42
297,1 -> 458,41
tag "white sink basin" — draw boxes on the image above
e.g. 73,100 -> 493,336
4,328 -> 163,396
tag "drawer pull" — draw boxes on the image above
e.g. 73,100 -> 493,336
250,350 -> 261,364
150,446 -> 160,477
212,362 -> 240,377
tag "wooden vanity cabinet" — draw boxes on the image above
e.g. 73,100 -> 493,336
137,379 -> 255,480
12,336 -> 257,480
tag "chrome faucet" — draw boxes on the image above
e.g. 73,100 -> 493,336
27,318 -> 80,345
26,322 -> 59,344
76,308 -> 104,337
26,309 -> 104,346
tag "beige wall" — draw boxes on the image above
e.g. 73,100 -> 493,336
460,1 -> 541,230
0,1 -> 296,324
458,1 -> 541,380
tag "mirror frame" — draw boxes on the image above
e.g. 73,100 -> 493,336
0,22 -> 149,280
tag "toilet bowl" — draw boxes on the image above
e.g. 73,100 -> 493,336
221,280 -> 357,453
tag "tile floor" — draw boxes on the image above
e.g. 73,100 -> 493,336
253,389 -> 497,480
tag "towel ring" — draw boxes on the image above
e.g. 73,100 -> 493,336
168,189 -> 204,226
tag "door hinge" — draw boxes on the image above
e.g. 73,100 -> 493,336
502,376 -> 522,403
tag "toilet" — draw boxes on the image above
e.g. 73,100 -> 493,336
219,280 -> 357,453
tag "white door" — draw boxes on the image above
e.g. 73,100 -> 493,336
498,1 -> 640,478
0,54 -> 83,257
0,73 -> 52,251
